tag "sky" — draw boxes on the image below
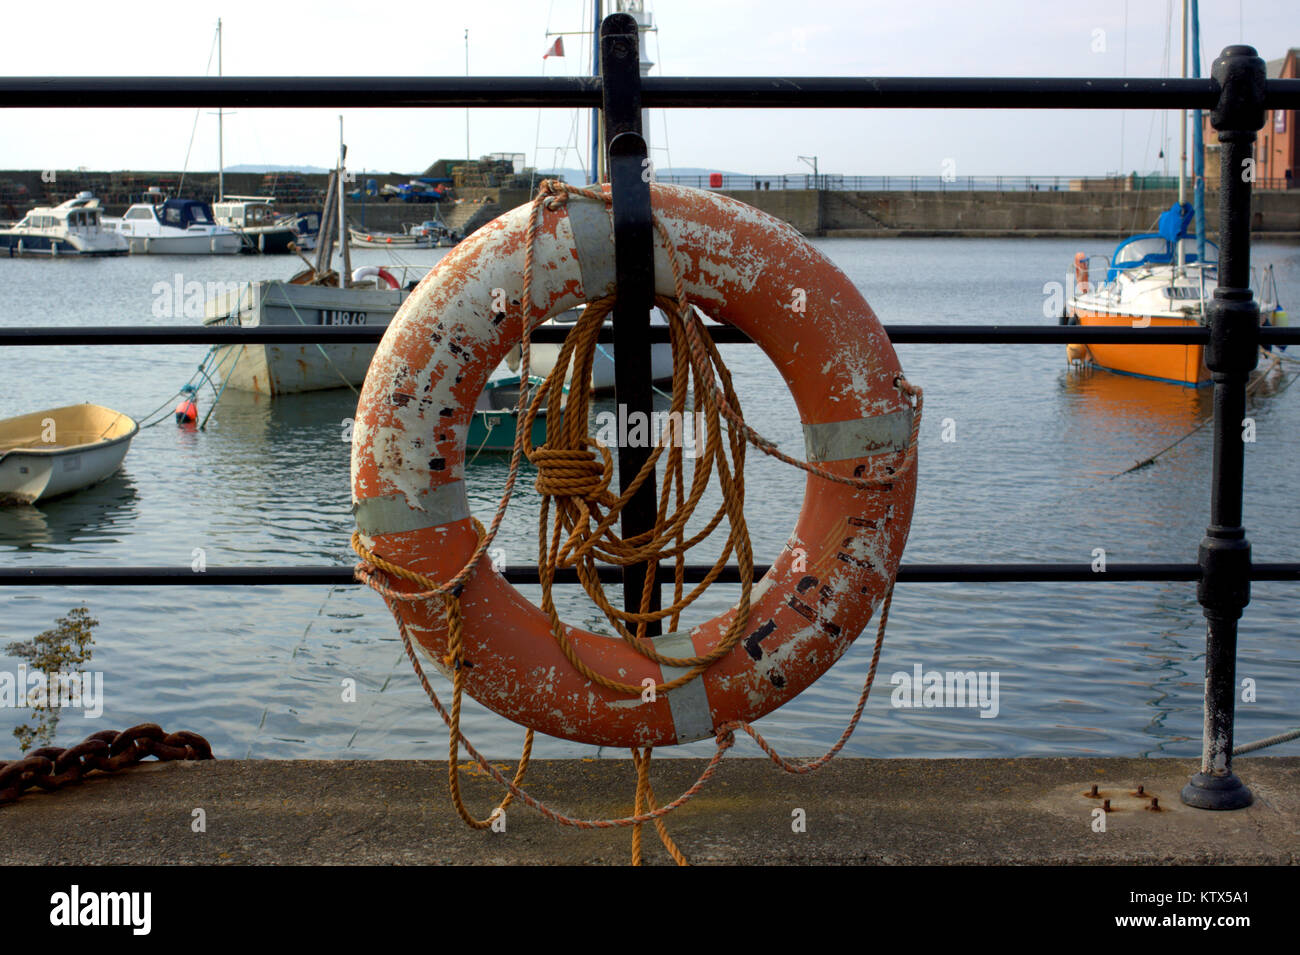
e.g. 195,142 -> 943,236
0,0 -> 1295,180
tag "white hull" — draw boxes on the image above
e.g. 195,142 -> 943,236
204,281 -> 408,395
0,231 -> 127,256
1068,260 -> 1282,325
125,232 -> 243,255
0,405 -> 137,504
349,230 -> 431,249
209,341 -> 387,395
204,284 -> 678,397
0,192 -> 128,257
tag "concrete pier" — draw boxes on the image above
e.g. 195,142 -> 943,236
720,188 -> 1300,238
2,757 -> 1296,865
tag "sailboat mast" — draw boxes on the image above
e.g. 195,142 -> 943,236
1177,0 -> 1188,270
339,117 -> 351,287
1191,0 -> 1207,269
590,0 -> 602,182
217,18 -> 224,202
465,30 -> 471,166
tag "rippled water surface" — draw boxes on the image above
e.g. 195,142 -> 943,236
2,238 -> 1297,760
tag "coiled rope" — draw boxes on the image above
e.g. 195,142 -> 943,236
353,180 -> 921,864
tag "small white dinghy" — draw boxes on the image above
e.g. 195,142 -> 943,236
0,404 -> 138,505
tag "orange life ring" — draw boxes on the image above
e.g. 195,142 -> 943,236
351,183 -> 917,748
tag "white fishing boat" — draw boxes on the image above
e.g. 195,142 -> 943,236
0,192 -> 128,257
202,268 -> 419,395
348,226 -> 431,249
108,195 -> 243,254
213,196 -> 299,254
0,404 -> 138,505
201,102 -> 663,397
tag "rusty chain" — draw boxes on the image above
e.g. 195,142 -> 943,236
0,723 -> 213,805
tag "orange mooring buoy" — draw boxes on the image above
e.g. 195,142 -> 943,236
176,394 -> 198,428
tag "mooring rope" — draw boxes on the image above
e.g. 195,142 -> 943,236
352,179 -> 922,864
1234,726 -> 1300,756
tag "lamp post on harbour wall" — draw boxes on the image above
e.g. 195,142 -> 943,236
798,155 -> 819,190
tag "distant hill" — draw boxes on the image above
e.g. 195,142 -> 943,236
658,167 -> 748,178
224,164 -> 334,174
535,166 -> 747,184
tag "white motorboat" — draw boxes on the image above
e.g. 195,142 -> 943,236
0,404 -> 138,504
0,192 -> 128,257
108,195 -> 243,254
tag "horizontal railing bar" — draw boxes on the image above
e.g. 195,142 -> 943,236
2,563 -> 1298,587
887,327 -> 1293,344
2,325 -> 1296,346
2,76 -> 1299,110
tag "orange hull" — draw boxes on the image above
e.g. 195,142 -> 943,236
1072,312 -> 1209,387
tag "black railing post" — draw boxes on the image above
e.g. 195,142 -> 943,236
601,12 -> 661,637
1181,45 -> 1267,811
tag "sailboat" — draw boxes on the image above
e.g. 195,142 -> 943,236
1062,0 -> 1284,386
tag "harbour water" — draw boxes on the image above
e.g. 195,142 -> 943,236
1,237 -> 1297,760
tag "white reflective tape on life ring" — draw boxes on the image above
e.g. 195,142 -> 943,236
353,481 -> 471,537
653,629 -> 715,744
565,196 -> 616,301
802,408 -> 914,463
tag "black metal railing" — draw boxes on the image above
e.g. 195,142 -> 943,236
4,17 -> 1300,809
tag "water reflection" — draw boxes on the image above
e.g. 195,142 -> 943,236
206,388 -> 360,444
2,238 -> 1293,759
1060,368 -> 1211,460
187,389 -> 363,564
0,472 -> 139,550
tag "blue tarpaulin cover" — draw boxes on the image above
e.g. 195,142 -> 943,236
1157,202 -> 1194,243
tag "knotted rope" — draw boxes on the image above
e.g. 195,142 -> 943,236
353,179 -> 922,864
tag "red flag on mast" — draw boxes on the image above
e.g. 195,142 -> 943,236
543,36 -> 565,58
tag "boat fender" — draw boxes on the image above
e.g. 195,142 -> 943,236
1074,252 -> 1089,295
351,183 -> 919,748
